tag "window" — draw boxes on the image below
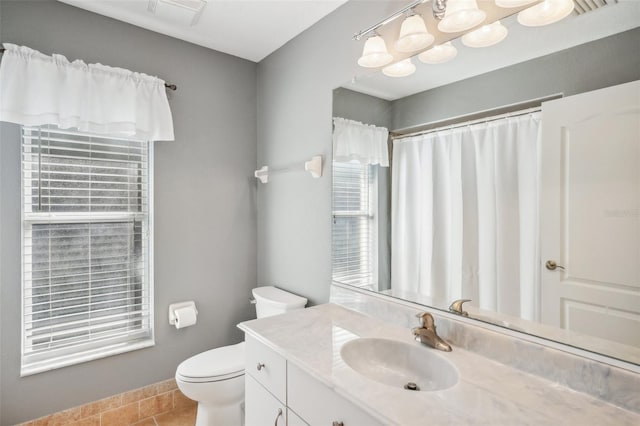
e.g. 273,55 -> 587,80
331,161 -> 378,289
21,125 -> 153,375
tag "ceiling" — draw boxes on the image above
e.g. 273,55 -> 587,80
345,0 -> 640,101
58,0 -> 348,62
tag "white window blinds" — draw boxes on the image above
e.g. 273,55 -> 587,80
332,161 -> 378,288
21,125 -> 153,375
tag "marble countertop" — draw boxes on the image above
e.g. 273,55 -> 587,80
238,303 -> 639,426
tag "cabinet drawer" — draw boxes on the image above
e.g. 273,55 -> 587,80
245,374 -> 286,426
245,334 -> 287,403
288,363 -> 383,426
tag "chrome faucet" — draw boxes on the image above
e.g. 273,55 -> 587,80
412,312 -> 452,352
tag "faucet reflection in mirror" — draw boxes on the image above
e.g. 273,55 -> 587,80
355,0 -> 575,76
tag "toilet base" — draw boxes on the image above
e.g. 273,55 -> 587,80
195,401 -> 244,426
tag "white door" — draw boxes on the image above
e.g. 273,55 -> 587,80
540,80 -> 640,347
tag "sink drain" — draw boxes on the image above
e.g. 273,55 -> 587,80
404,382 -> 420,391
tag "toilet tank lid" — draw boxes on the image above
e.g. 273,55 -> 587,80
252,286 -> 307,308
177,342 -> 244,379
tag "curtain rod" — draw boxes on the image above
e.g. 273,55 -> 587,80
0,47 -> 177,91
391,106 -> 543,140
353,0 -> 427,40
390,94 -> 563,140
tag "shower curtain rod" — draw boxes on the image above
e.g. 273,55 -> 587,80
391,106 -> 543,140
389,92 -> 564,140
0,47 -> 177,91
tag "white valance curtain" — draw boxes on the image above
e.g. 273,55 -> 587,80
0,43 -> 174,141
333,117 -> 389,166
391,112 -> 541,320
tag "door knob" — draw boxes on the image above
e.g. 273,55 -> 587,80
545,260 -> 565,271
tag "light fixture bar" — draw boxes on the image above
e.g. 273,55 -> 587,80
353,0 -> 428,40
432,0 -> 447,19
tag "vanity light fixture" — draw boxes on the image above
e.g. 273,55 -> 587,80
354,0 -> 577,77
517,0 -> 575,26
437,0 -> 487,33
417,42 -> 458,64
495,0 -> 538,7
461,20 -> 508,48
382,58 -> 417,77
395,13 -> 435,53
357,35 -> 394,68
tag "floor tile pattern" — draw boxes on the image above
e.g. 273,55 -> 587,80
17,379 -> 197,426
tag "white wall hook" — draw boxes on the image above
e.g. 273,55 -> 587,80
304,155 -> 323,178
254,166 -> 269,183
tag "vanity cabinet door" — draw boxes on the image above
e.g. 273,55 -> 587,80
287,409 -> 309,426
287,363 -> 383,426
246,374 -> 286,426
246,334 -> 287,403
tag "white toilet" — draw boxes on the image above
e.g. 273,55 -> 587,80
175,286 -> 307,426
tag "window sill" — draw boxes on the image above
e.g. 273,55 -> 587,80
21,338 -> 155,377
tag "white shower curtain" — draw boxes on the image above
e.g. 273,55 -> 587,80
391,112 -> 541,320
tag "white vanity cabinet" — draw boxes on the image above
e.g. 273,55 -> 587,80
245,335 -> 287,425
246,374 -> 286,426
287,363 -> 382,426
244,335 -> 382,426
286,408 -> 308,426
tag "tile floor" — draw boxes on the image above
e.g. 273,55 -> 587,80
140,405 -> 197,426
18,379 -> 198,426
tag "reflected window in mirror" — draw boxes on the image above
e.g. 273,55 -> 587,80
331,117 -> 390,290
332,161 -> 378,289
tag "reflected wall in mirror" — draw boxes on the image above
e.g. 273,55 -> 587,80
331,1 -> 640,366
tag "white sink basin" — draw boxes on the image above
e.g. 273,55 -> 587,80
340,338 -> 459,392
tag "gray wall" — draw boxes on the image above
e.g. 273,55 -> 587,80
256,1 -> 399,305
332,87 -> 391,129
0,1 -> 257,423
256,3 -> 640,307
391,28 -> 640,131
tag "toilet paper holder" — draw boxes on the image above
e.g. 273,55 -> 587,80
169,301 -> 198,326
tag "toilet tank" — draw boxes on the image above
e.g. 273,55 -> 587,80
252,286 -> 307,318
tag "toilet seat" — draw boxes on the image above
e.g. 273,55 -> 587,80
176,342 -> 245,383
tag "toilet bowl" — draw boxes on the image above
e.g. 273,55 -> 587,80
176,342 -> 245,425
175,286 -> 307,426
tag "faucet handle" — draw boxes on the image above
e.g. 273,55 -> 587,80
415,312 -> 435,329
449,299 -> 472,316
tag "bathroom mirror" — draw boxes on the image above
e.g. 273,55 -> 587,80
331,1 -> 640,366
